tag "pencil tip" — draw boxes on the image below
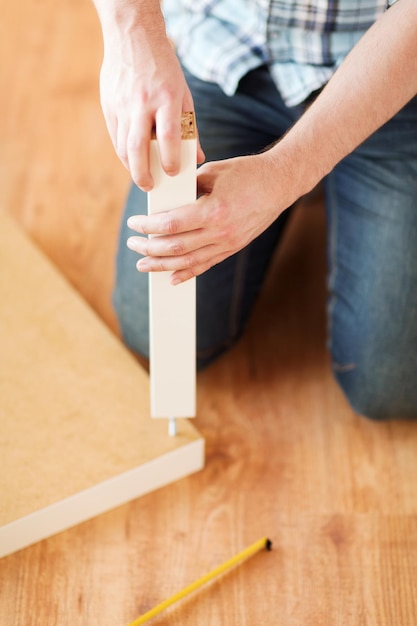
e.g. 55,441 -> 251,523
265,539 -> 272,551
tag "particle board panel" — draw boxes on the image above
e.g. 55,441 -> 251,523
148,113 -> 197,418
0,210 -> 204,559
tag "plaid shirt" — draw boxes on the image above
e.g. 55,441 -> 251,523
164,0 -> 388,106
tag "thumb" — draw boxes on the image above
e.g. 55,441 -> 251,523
196,162 -> 217,195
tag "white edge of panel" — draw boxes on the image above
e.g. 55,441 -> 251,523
0,437 -> 204,559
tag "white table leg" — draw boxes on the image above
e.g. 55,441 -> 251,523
148,113 -> 197,424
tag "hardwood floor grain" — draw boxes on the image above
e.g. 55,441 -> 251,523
1,0 -> 417,624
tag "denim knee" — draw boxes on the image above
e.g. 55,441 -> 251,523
331,358 -> 417,422
332,364 -> 389,421
112,278 -> 150,360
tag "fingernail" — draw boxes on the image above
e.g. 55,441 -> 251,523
127,217 -> 139,229
137,260 -> 150,272
171,276 -> 182,286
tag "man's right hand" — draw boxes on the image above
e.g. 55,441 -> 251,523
93,0 -> 204,191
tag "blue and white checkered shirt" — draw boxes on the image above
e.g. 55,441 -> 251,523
164,0 -> 389,106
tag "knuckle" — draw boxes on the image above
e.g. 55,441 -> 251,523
162,215 -> 179,235
228,230 -> 241,250
155,260 -> 166,272
169,239 -> 185,255
211,200 -> 227,224
140,240 -> 149,255
126,134 -> 144,152
164,162 -> 180,176
157,83 -> 177,104
218,224 -> 232,244
157,121 -> 177,142
134,220 -> 147,235
184,254 -> 196,270
132,174 -> 152,192
177,269 -> 195,283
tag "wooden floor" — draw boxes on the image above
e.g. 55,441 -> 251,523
1,1 -> 417,624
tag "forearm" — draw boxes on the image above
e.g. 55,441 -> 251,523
92,0 -> 171,71
271,0 -> 417,200
92,0 -> 166,38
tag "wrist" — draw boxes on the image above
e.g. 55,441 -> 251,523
262,137 -> 320,211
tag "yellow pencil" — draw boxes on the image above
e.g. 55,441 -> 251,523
127,537 -> 272,626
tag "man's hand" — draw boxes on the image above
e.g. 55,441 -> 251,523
94,0 -> 204,190
126,152 -> 295,284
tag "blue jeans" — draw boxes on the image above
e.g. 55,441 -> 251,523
113,66 -> 417,420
